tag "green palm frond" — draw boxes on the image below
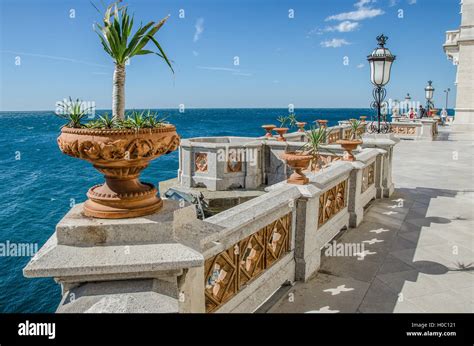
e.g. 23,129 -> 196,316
349,119 -> 362,139
93,1 -> 173,71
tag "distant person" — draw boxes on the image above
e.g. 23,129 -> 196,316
418,105 -> 425,118
409,108 -> 415,120
441,108 -> 448,125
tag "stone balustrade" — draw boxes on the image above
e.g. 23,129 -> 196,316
389,119 -> 438,140
23,125 -> 398,313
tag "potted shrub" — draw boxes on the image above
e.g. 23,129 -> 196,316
274,114 -> 298,141
55,2 -> 179,219
295,121 -> 307,132
302,126 -> 330,171
280,151 -> 313,185
274,116 -> 290,141
336,119 -> 363,161
261,124 -> 276,138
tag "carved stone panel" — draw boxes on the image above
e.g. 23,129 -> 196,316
392,126 -> 416,135
327,131 -> 341,144
361,162 -> 375,193
204,248 -> 238,313
238,231 -> 265,287
227,149 -> 243,173
265,214 -> 291,267
195,153 -> 208,173
204,213 -> 292,312
318,180 -> 347,227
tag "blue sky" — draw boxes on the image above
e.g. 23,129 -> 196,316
0,0 -> 461,110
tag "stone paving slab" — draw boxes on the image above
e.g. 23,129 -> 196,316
269,127 -> 474,313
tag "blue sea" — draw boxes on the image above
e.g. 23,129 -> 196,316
0,108 -> 452,312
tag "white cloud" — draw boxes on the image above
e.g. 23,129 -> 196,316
197,66 -> 252,76
389,0 -> 399,7
320,38 -> 351,48
325,21 -> 360,32
355,0 -> 373,8
192,50 -> 199,56
326,0 -> 384,21
232,72 -> 252,77
408,0 -> 417,4
357,63 -> 365,68
193,18 -> 204,42
0,50 -> 108,68
197,66 -> 239,72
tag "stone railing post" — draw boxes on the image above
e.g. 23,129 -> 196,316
23,202 -> 218,313
361,134 -> 399,198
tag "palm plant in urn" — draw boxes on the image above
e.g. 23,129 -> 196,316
56,1 -> 179,219
280,125 -> 327,185
337,119 -> 363,161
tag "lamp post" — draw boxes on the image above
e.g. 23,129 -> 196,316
405,93 -> 411,114
424,80 -> 435,117
444,88 -> 451,110
367,34 -> 396,133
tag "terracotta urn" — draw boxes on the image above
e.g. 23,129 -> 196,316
57,125 -> 180,219
262,124 -> 276,138
336,139 -> 362,162
316,119 -> 328,128
274,127 -> 289,141
360,116 -> 367,122
281,152 -> 313,185
296,122 -> 307,132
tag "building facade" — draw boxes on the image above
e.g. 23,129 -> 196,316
444,0 -> 474,124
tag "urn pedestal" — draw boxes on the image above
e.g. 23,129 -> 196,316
281,152 -> 312,185
336,139 -> 362,162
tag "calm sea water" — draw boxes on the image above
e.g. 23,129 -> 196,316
0,108 -> 450,312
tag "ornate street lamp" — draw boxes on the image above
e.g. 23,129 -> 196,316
405,93 -> 411,114
424,80 -> 435,117
444,88 -> 451,110
367,34 -> 396,133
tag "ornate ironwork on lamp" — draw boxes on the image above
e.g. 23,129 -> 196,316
367,34 -> 396,133
425,80 -> 435,116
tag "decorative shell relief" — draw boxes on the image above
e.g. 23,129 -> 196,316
58,133 -> 180,161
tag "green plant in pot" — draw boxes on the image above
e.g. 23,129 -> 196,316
302,125 -> 331,171
337,119 -> 363,161
56,1 -> 179,219
274,114 -> 299,141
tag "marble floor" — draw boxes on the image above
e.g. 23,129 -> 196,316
268,126 -> 474,313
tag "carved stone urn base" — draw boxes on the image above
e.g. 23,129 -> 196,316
84,176 -> 163,219
336,139 -> 362,161
281,152 -> 313,185
57,126 -> 180,219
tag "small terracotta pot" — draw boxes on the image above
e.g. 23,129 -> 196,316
281,152 -> 313,185
296,122 -> 307,132
360,116 -> 367,122
57,125 -> 180,219
316,119 -> 328,128
336,139 -> 362,162
274,127 -> 289,141
262,124 -> 276,138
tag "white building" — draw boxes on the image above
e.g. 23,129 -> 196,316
444,0 -> 474,125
